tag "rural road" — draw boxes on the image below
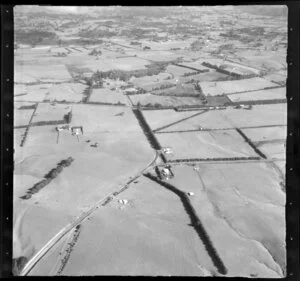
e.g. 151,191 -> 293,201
20,151 -> 159,276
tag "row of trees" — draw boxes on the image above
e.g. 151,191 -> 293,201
132,108 -> 162,150
20,157 -> 74,200
168,156 -> 261,163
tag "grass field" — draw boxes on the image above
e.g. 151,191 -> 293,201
15,64 -> 72,83
242,126 -> 287,143
82,57 -> 150,72
45,83 -> 87,102
227,87 -> 285,102
130,72 -> 172,84
178,70 -> 231,83
200,78 -> 278,96
165,163 -> 285,277
130,94 -> 202,107
14,84 -> 53,102
14,103 -> 36,127
156,130 -> 257,159
142,109 -> 201,131
166,65 -> 194,77
150,84 -> 200,97
160,104 -> 286,132
32,103 -> 71,123
89,88 -> 129,104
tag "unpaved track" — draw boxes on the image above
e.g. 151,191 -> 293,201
20,151 -> 159,276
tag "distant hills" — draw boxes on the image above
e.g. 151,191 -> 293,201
236,5 -> 287,17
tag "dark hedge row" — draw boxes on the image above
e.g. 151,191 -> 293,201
57,224 -> 81,275
167,156 -> 261,163
82,85 -> 93,103
201,62 -> 256,79
18,104 -> 37,110
20,104 -> 38,147
235,128 -> 267,159
30,120 -> 66,127
132,108 -> 162,151
233,98 -> 286,106
20,157 -> 74,200
86,101 -> 126,106
172,63 -> 210,74
144,173 -> 228,275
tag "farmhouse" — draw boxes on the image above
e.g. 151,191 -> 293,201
71,126 -> 83,135
157,165 -> 174,180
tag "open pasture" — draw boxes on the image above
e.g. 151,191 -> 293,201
178,70 -> 231,83
180,61 -> 211,72
161,104 -> 286,132
14,103 -> 35,127
156,130 -> 257,159
129,72 -> 172,87
82,57 -> 150,72
135,50 -> 181,62
14,84 -> 53,102
258,142 -> 286,160
242,126 -> 287,143
31,103 -> 71,123
142,109 -> 201,131
133,80 -> 177,92
130,94 -> 202,107
193,162 -> 286,275
89,88 -> 129,105
150,84 -> 200,97
227,87 -> 286,102
46,83 -> 87,102
71,105 -> 142,133
15,64 -> 72,83
199,77 -> 278,96
166,65 -> 195,77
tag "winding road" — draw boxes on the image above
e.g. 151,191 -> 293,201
20,151 -> 159,276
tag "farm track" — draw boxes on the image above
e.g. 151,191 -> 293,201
153,110 -> 208,133
19,151 -> 159,276
154,124 -> 287,134
144,173 -> 228,275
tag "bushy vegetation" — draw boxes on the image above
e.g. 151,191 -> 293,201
12,256 -> 28,276
15,30 -> 58,47
82,85 -> 93,102
89,48 -> 102,56
20,157 -> 74,200
90,61 -> 170,83
63,110 -> 73,124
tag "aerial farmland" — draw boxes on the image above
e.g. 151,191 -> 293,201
13,5 -> 287,278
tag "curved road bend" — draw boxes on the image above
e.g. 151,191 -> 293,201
20,151 -> 159,276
